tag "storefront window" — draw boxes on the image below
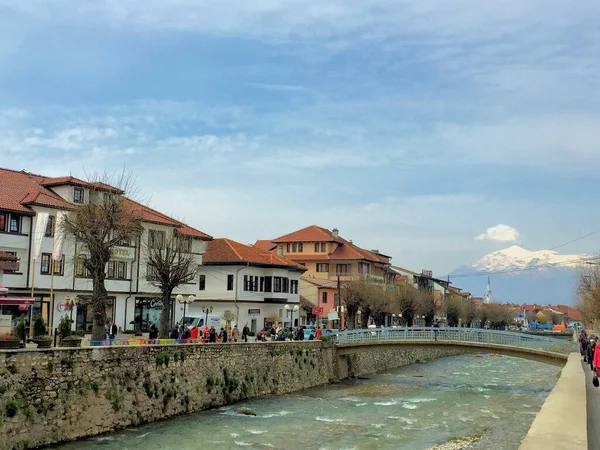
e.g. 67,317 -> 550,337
76,296 -> 115,332
133,297 -> 163,332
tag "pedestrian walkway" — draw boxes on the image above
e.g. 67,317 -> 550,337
584,360 -> 600,450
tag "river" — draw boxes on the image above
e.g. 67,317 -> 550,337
53,354 -> 558,450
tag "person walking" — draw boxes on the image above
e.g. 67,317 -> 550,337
209,325 -> 217,343
181,323 -> 191,341
242,323 -> 250,342
221,327 -> 228,343
315,327 -> 322,339
232,324 -> 240,343
190,325 -> 199,341
148,323 -> 158,342
589,338 -> 597,372
107,321 -> 118,341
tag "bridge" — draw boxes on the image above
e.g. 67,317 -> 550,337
332,327 -> 576,366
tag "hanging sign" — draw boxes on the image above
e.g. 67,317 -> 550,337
312,307 -> 324,315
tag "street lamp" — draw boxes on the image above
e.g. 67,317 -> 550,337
357,309 -> 362,329
399,313 -> 403,327
421,315 -> 426,326
392,313 -> 396,326
177,294 -> 195,324
285,304 -> 299,329
202,305 -> 213,327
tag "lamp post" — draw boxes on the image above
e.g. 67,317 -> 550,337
66,296 -> 73,322
202,305 -> 213,328
399,313 -> 403,327
177,294 -> 196,324
392,313 -> 396,327
357,309 -> 361,329
421,315 -> 426,327
285,304 -> 299,329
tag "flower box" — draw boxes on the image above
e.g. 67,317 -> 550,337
0,339 -> 21,349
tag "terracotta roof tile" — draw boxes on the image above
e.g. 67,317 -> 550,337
253,240 -> 276,251
272,225 -> 337,243
204,238 -> 305,270
0,168 -> 73,213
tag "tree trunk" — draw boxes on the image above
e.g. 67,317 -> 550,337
91,270 -> 108,341
159,290 -> 173,338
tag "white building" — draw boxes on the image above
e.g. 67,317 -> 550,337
183,238 -> 306,334
0,168 -> 212,333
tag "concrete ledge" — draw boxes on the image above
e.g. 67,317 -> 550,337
520,353 -> 587,450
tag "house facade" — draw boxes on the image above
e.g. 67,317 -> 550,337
0,168 -> 212,333
184,238 -> 306,333
299,277 -> 338,328
265,225 -> 394,284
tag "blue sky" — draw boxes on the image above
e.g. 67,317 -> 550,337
1,0 -> 600,284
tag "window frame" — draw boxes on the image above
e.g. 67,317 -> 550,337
264,276 -> 272,293
73,187 -> 84,204
9,215 -> 21,233
0,213 -> 6,232
322,291 -> 328,303
199,274 -> 206,291
116,261 -> 126,279
44,215 -> 55,237
227,274 -> 234,291
321,243 -> 326,252
314,243 -> 319,252
273,276 -> 282,293
316,263 -> 329,273
40,253 -> 51,275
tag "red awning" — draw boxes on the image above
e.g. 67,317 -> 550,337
0,297 -> 35,306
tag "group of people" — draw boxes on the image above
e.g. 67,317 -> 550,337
162,322 -> 251,344
260,324 -> 323,341
579,331 -> 600,385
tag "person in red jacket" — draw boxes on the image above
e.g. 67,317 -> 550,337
190,325 -> 199,341
594,338 -> 600,376
315,327 -> 322,339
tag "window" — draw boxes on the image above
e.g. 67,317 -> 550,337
273,277 -> 282,293
73,187 -> 84,203
148,230 -> 165,249
316,263 -> 329,273
118,237 -> 130,246
182,237 -> 192,253
2,251 -> 17,273
322,291 -> 328,303
286,244 -> 290,253
146,263 -> 159,281
45,216 -> 55,237
40,253 -> 51,274
199,275 -> 206,290
9,215 -> 21,233
260,276 -> 265,292
298,243 -> 303,252
227,274 -> 234,291
314,243 -> 319,252
336,264 -> 350,275
107,261 -> 116,278
282,277 -> 289,293
254,276 -> 259,292
291,280 -> 298,294
75,258 -> 92,277
0,213 -> 6,232
116,261 -> 126,279
292,243 -> 297,252
321,243 -> 326,252
358,262 -> 370,274
264,276 -> 272,293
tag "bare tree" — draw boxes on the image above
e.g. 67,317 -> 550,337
146,230 -> 198,338
445,295 -> 462,327
62,176 -> 143,341
394,283 -> 419,327
222,310 -> 237,333
415,289 -> 437,327
342,280 -> 373,329
578,265 -> 600,329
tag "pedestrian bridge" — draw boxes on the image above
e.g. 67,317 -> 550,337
332,327 -> 576,366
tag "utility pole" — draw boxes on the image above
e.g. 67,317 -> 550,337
337,274 -> 341,329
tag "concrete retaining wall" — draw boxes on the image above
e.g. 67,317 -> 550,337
520,353 -> 587,450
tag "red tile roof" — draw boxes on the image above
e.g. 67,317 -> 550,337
253,240 -> 275,251
272,225 -> 338,243
0,168 -> 74,213
0,167 -> 211,239
204,238 -> 306,270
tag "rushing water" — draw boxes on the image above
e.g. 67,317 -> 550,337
54,354 -> 558,450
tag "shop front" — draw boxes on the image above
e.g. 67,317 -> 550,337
75,296 -> 115,332
0,296 -> 35,334
133,297 -> 172,332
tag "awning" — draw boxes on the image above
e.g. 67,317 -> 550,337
0,297 -> 35,306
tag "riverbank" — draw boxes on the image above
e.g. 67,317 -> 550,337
0,341 -> 464,449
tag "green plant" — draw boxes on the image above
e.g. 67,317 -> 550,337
57,315 -> 73,345
318,335 -> 331,342
122,329 -> 136,334
13,314 -> 27,342
155,352 -> 170,367
105,388 -> 121,412
5,399 -> 19,418
248,331 -> 256,337
134,331 -> 143,337
32,315 -> 47,338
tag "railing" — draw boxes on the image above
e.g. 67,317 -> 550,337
332,327 -> 577,355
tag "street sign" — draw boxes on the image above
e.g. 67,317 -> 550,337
312,307 -> 324,315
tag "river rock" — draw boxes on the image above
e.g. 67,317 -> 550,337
236,407 -> 257,416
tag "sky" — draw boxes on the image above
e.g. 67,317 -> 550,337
1,0 -> 600,284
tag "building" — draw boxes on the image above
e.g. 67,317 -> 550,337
390,266 -> 451,301
0,168 -> 212,333
265,225 -> 394,284
186,238 -> 306,333
299,277 -> 338,328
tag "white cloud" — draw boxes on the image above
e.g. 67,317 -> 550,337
475,224 -> 520,242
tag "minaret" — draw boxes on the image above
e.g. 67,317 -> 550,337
485,276 -> 492,304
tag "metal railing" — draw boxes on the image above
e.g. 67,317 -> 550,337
332,327 -> 577,355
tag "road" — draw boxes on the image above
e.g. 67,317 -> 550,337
584,359 -> 600,450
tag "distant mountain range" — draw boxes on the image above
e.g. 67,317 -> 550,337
449,246 -> 589,306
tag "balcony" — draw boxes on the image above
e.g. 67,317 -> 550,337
328,271 -> 385,282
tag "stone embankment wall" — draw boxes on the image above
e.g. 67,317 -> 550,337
0,342 -> 464,449
335,343 -> 465,379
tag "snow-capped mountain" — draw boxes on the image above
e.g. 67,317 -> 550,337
450,246 -> 589,306
471,245 -> 587,272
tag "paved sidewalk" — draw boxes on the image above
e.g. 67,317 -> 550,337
584,360 -> 600,450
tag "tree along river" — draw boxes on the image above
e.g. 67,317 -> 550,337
53,354 -> 558,450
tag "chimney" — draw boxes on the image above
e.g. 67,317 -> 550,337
371,249 -> 379,254
349,240 -> 353,244
332,228 -> 339,239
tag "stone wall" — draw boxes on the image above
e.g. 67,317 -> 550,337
0,341 -> 465,449
335,343 -> 465,379
0,342 -> 335,450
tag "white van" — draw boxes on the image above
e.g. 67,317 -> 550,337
182,315 -> 222,329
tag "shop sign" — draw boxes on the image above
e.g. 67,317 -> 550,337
248,308 -> 260,315
312,307 -> 324,315
18,305 -> 28,311
0,315 -> 11,333
57,303 -> 73,312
